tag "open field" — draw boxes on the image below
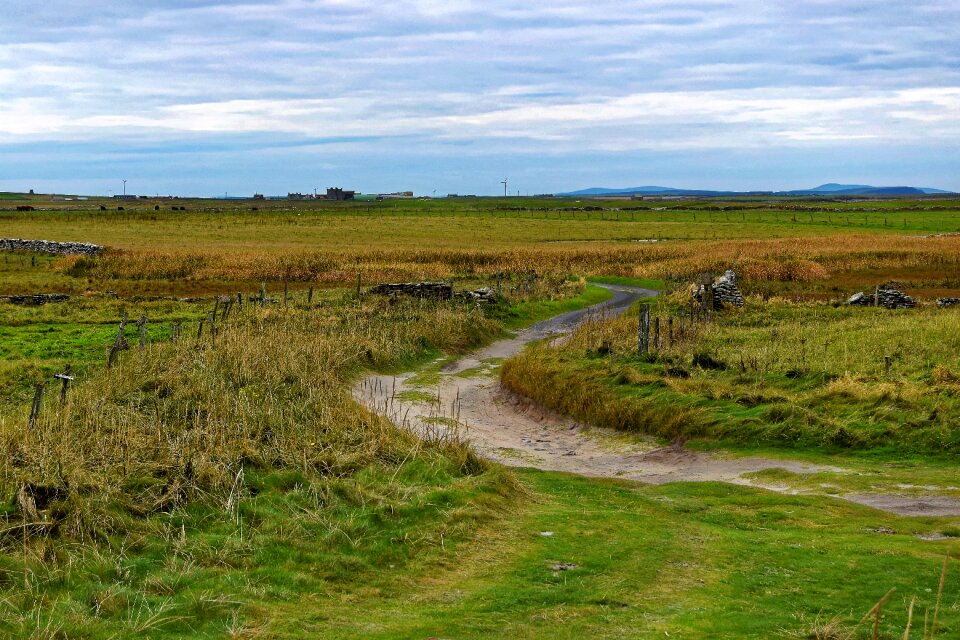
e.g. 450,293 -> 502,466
2,195 -> 960,637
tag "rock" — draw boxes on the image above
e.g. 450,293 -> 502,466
0,238 -> 103,256
937,297 -> 960,308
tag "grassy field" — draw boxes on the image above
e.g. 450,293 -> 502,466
2,194 -> 960,638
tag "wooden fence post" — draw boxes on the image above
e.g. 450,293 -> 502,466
654,316 -> 660,350
28,383 -> 45,429
885,356 -> 891,377
137,314 -> 148,349
308,286 -> 314,304
107,312 -> 129,368
237,291 -> 243,308
638,303 -> 651,354
668,317 -> 674,347
55,364 -> 73,403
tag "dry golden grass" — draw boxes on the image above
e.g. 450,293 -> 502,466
1,295 -> 498,542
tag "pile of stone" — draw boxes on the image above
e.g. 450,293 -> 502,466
847,288 -> 917,309
0,293 -> 70,305
937,297 -> 960,308
0,238 -> 103,256
693,269 -> 745,309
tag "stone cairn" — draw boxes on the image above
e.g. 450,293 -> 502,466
693,269 -> 745,309
369,282 -> 496,303
847,288 -> 916,309
0,238 -> 103,256
937,297 -> 960,308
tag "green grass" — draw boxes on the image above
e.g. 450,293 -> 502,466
259,470 -> 958,638
6,467 -> 955,638
496,283 -> 614,330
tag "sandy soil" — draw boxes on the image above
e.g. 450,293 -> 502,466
354,284 -> 960,517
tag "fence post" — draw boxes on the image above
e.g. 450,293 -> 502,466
638,303 -> 651,354
137,314 -> 148,349
874,285 -> 880,308
308,286 -> 314,304
107,312 -> 129,368
668,316 -> 674,347
237,291 -> 243,309
28,383 -> 45,429
885,355 -> 891,377
654,316 -> 660,350
55,364 -> 73,403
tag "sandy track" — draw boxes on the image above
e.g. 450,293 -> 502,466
355,284 -> 960,517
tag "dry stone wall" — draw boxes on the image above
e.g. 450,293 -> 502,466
0,238 -> 103,256
847,289 -> 917,309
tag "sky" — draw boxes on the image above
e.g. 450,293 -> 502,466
1,1 -> 958,196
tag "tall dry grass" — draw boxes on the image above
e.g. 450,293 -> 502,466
58,234 -> 960,288
0,296 -> 499,542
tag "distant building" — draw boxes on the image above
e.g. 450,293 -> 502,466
253,193 -> 265,200
379,191 -> 414,199
326,187 -> 356,200
287,192 -> 309,199
113,194 -> 137,200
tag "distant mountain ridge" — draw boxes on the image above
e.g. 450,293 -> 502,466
559,184 -> 954,197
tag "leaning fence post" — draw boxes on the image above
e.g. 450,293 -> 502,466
55,364 -> 73,403
196,318 -> 205,341
28,383 -> 45,429
638,303 -> 651,354
107,312 -> 129,368
208,312 -> 217,340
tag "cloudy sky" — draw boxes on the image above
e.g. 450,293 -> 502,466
1,1 -> 958,196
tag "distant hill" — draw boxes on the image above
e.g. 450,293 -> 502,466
558,183 -> 953,197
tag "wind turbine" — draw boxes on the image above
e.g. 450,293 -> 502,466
501,177 -> 508,197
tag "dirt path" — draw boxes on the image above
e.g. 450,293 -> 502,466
355,284 -> 960,517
